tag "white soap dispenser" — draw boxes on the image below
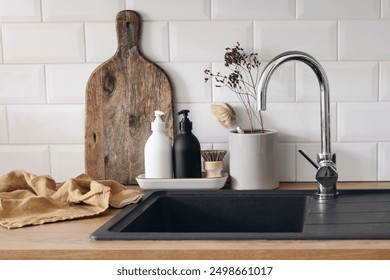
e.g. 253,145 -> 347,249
144,110 -> 173,178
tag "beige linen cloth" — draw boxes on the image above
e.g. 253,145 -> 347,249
0,170 -> 143,229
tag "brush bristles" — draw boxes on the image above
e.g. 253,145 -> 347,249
211,103 -> 235,128
201,150 -> 227,162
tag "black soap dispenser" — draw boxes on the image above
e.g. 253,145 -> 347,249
173,109 -> 202,178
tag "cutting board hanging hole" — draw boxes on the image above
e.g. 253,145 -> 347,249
126,22 -> 131,28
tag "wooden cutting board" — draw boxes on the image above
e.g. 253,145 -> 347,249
85,10 -> 174,185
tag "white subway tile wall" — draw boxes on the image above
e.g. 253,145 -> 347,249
2,23 -> 85,63
332,143 -> 378,181
254,21 -> 337,60
296,62 -> 379,101
0,40 -> 2,64
0,0 -> 390,182
142,22 -> 170,62
7,105 -> 84,143
384,0 -> 390,18
212,0 -> 295,20
263,103 -> 337,143
46,64 -> 98,104
379,143 -> 390,180
126,0 -> 210,20
161,62 -> 212,103
339,20 -> 390,60
49,145 -> 84,182
0,145 -> 50,175
0,0 -> 41,22
380,62 -> 390,100
42,0 -> 125,22
338,102 -> 390,142
0,65 -> 46,104
278,143 -> 296,182
169,21 -> 253,61
297,0 -> 380,19
84,22 -> 116,62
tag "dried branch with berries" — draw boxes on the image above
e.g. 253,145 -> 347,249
204,42 -> 264,133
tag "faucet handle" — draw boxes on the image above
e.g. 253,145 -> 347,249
298,149 -> 319,169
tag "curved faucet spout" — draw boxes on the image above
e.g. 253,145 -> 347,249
257,51 -> 331,157
257,51 -> 338,200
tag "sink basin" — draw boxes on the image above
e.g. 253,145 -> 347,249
118,194 -> 308,233
91,189 -> 390,240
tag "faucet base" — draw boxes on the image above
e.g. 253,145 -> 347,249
316,192 -> 339,200
316,183 -> 338,200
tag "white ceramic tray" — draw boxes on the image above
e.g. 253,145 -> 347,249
136,173 -> 229,190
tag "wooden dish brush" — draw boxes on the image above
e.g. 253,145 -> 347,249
201,150 -> 227,178
201,150 -> 227,162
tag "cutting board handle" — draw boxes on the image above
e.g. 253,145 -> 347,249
115,10 -> 141,54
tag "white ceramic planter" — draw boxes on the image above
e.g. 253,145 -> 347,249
228,129 -> 279,190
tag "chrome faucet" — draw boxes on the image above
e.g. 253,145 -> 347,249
256,51 -> 338,200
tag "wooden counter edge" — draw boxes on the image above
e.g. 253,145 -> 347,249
2,249 -> 390,260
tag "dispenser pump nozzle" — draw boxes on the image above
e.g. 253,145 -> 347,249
178,109 -> 192,131
154,110 -> 164,122
151,110 -> 165,131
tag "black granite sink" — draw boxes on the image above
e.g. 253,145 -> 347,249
90,189 -> 390,240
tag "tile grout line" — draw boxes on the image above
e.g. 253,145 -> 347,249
294,62 -> 297,102
376,142 -> 379,181
39,0 -> 44,22
43,64 -> 49,104
167,21 -> 171,62
252,20 -> 255,52
294,143 -> 298,182
295,0 -> 298,19
210,0 -> 213,20
48,144 -> 53,179
334,102 -> 338,146
4,105 -> 10,144
336,20 -> 339,61
378,62 -> 381,101
0,24 -> 4,63
82,23 -> 88,63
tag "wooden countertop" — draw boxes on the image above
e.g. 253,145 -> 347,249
2,182 -> 390,260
